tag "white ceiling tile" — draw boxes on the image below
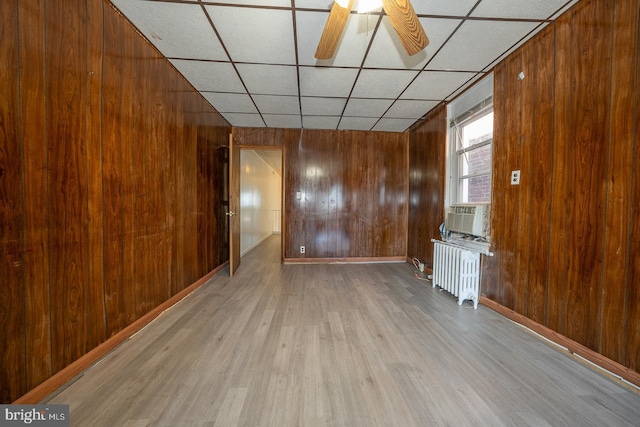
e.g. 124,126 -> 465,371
264,114 -> 302,128
343,98 -> 394,117
301,97 -> 347,115
222,113 -> 266,127
384,100 -> 440,119
471,0 -> 574,20
111,0 -> 227,61
299,67 -> 360,97
482,24 -> 548,71
338,117 -> 378,131
446,72 -> 493,106
350,69 -> 418,98
303,116 -> 341,129
364,17 -> 461,69
401,71 -> 477,100
202,92 -> 258,113
372,118 -> 416,132
220,0 -> 292,6
296,11 -> 377,67
412,0 -> 479,16
169,60 -> 246,92
300,1 -> 334,9
206,6 -> 296,64
253,95 -> 301,115
426,20 -> 539,71
236,64 -> 299,95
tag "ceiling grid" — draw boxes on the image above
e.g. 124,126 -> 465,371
110,0 -> 579,132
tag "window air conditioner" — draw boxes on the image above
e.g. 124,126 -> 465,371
445,204 -> 490,239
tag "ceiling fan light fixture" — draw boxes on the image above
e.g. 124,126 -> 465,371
315,0 -> 428,59
356,0 -> 383,13
315,0 -> 354,59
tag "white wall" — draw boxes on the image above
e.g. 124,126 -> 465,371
240,150 -> 282,256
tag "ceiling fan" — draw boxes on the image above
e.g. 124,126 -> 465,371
315,0 -> 429,60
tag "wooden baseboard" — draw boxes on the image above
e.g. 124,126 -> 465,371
14,262 -> 229,404
284,256 -> 406,264
479,296 -> 640,390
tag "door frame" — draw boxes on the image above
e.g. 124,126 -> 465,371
235,145 -> 285,263
228,133 -> 241,276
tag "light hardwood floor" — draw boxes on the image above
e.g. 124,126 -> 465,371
45,235 -> 640,426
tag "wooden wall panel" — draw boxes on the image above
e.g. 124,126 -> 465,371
382,133 -> 408,256
307,130 -> 407,259
352,132 -> 376,256
312,131 -> 336,257
121,18 -> 138,328
86,0 -> 106,350
197,122 -> 213,277
498,51 -> 523,310
0,0 -> 26,403
102,7 -> 128,336
0,0 -> 231,403
486,26 -> 557,319
476,0 -> 640,376
46,0 -> 91,372
18,0 -> 52,391
601,0 -> 638,364
180,95 -> 199,287
515,45 -> 533,317
149,53 -> 172,310
233,127 -> 288,147
406,105 -> 446,268
547,11 -> 572,334
131,33 -> 153,318
562,0 -> 611,350
172,77 -> 186,296
626,0 -> 640,373
523,26 -> 555,325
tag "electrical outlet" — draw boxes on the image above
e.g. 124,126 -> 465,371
511,170 -> 521,185
300,246 -> 305,254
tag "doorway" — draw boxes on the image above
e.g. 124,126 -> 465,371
239,148 -> 283,259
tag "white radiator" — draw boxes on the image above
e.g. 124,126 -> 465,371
432,241 -> 480,309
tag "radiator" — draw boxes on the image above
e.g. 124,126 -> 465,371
432,241 -> 480,309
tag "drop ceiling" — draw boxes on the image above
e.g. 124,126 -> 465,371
109,0 -> 579,132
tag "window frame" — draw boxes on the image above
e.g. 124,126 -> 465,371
447,97 -> 494,207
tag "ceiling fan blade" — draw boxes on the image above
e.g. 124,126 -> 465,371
381,0 -> 429,56
315,0 -> 355,60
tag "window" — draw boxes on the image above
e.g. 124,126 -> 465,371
446,73 -> 494,206
451,109 -> 493,204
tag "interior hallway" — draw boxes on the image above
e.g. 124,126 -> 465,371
44,235 -> 640,426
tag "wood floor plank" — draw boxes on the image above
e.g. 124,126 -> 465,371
44,235 -> 640,426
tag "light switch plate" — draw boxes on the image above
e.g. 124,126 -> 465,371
511,170 -> 521,185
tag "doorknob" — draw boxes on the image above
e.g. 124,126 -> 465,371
226,210 -> 237,217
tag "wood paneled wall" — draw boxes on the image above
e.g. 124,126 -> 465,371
483,0 -> 640,373
407,105 -> 447,267
0,0 -> 230,403
234,128 -> 409,259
